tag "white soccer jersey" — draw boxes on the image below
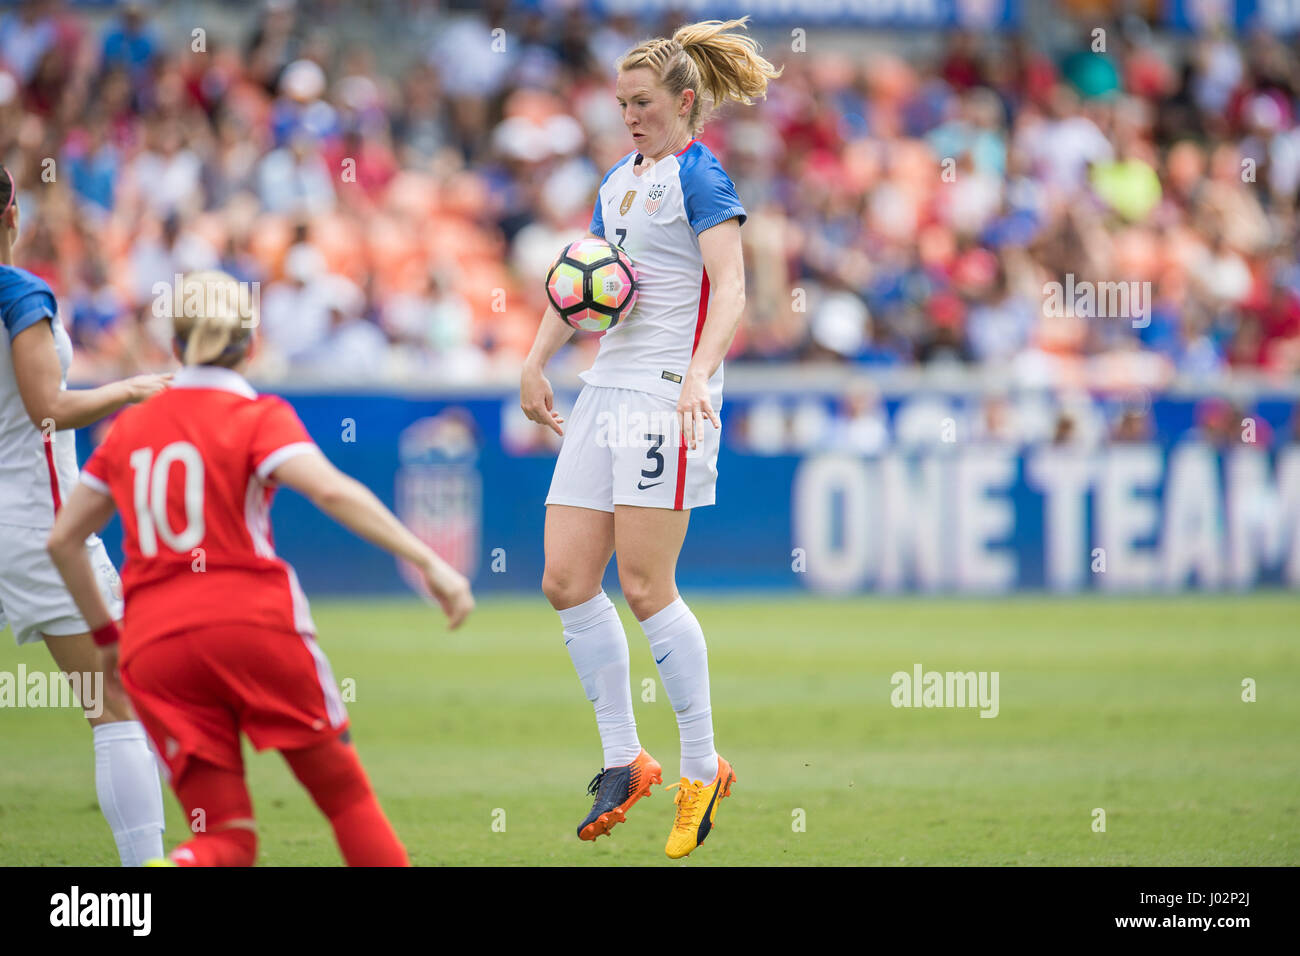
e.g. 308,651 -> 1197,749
583,140 -> 747,407
0,264 -> 79,529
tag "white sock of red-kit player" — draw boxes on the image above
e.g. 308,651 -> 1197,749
559,591 -> 641,769
93,720 -> 166,866
640,598 -> 719,785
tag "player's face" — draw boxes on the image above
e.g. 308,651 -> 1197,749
617,68 -> 690,160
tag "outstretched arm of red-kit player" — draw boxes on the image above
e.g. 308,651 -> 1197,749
271,449 -> 475,629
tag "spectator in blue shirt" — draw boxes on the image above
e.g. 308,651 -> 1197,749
101,1 -> 157,77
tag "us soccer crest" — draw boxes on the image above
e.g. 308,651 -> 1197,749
394,411 -> 481,596
644,183 -> 667,215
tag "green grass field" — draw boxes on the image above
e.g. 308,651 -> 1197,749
2,594 -> 1297,866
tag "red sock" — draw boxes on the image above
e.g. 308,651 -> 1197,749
170,759 -> 258,867
283,736 -> 409,867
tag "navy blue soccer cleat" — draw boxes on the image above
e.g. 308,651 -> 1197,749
577,749 -> 663,840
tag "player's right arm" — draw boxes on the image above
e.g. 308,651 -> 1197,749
11,320 -> 171,430
520,303 -> 575,436
270,451 -> 475,630
520,227 -> 606,435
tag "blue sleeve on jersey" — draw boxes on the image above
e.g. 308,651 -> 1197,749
679,146 -> 747,235
588,152 -> 635,238
2,275 -> 57,342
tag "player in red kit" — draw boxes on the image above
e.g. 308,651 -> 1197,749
47,271 -> 474,867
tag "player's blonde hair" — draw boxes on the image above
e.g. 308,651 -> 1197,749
619,17 -> 782,137
172,270 -> 256,368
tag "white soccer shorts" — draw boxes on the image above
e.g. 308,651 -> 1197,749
545,384 -> 720,512
0,523 -> 124,646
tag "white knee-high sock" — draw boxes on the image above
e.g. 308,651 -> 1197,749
560,591 -> 641,768
93,720 -> 166,866
640,598 -> 718,784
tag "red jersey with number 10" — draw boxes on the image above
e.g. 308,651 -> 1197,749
81,365 -> 320,662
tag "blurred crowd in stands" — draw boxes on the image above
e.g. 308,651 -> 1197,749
3,0 -> 1300,397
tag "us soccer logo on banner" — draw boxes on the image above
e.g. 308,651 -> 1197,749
394,411 -> 482,596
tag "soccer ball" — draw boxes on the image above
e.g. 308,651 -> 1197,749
545,237 -> 639,332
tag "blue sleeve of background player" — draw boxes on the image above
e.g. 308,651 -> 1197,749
1,275 -> 57,342
680,148 -> 747,235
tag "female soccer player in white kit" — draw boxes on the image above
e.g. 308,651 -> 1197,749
520,18 -> 780,859
0,164 -> 170,864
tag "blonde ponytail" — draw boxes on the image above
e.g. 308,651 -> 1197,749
172,270 -> 255,368
619,17 -> 782,135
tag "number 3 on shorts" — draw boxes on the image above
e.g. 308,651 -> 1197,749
642,433 -> 664,479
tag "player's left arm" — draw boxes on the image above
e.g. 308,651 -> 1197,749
10,319 -> 171,431
678,218 -> 744,450
47,482 -> 120,644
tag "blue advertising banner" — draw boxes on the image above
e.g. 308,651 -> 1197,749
582,0 -> 1021,29
1164,0 -> 1300,34
80,387 -> 1299,597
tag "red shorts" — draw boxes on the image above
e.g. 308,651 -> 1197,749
119,624 -> 349,785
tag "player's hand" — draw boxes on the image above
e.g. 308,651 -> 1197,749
424,559 -> 475,630
520,365 -> 564,436
122,373 -> 173,404
676,373 -> 719,451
